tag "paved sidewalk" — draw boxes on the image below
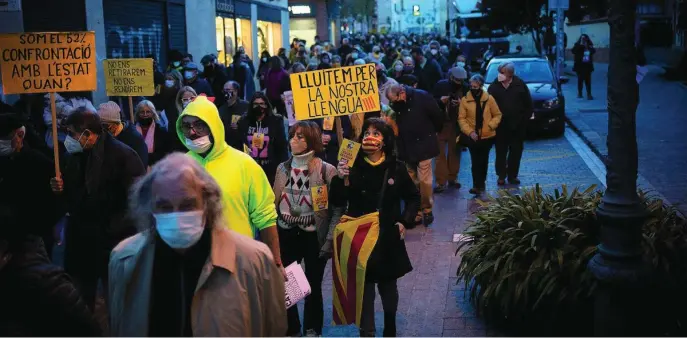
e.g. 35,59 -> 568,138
563,63 -> 687,215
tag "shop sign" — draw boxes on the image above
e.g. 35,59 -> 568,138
216,0 -> 234,13
288,4 -> 313,16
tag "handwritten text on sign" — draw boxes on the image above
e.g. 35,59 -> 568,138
104,58 -> 155,96
290,64 -> 381,121
0,32 -> 96,94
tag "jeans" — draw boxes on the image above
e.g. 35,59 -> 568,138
435,122 -> 461,186
468,139 -> 494,189
577,70 -> 592,96
359,279 -> 399,336
406,159 -> 434,212
278,226 -> 327,336
495,128 -> 525,180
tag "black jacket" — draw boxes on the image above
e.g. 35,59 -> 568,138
391,87 -> 444,163
218,100 -> 250,150
0,147 -> 61,252
487,75 -> 533,133
204,65 -> 229,107
0,236 -> 102,336
115,122 -> 149,167
331,156 -> 417,282
414,58 -> 443,92
433,79 -> 465,123
237,113 -> 289,185
187,78 -> 215,97
61,133 -> 145,256
572,42 -> 596,73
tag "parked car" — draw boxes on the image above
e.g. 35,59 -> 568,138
484,55 -> 568,136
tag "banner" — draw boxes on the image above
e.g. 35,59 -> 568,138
104,58 -> 155,96
332,212 -> 380,326
0,32 -> 96,94
290,64 -> 381,121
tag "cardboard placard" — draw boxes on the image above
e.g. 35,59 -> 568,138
0,31 -> 97,94
311,185 -> 329,211
104,58 -> 155,96
290,64 -> 381,121
283,90 -> 296,126
337,138 -> 361,167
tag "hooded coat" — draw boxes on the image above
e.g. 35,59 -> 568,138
176,96 -> 278,238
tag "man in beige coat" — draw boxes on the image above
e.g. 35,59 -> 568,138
108,153 -> 286,336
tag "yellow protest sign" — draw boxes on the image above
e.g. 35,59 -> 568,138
338,138 -> 361,167
0,32 -> 96,94
290,64 -> 381,121
311,185 -> 329,211
104,58 -> 155,96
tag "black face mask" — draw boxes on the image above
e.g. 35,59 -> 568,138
139,117 -> 153,126
250,106 -> 267,117
470,88 -> 482,97
451,81 -> 462,90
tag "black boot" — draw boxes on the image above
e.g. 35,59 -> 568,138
383,312 -> 397,337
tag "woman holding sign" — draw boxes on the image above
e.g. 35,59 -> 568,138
332,118 -> 418,337
272,121 -> 344,337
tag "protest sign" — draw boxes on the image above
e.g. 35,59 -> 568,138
104,58 -> 155,96
0,31 -> 97,179
337,138 -> 361,167
0,32 -> 96,94
290,64 -> 381,121
311,185 -> 329,211
104,58 -> 155,121
283,90 -> 296,126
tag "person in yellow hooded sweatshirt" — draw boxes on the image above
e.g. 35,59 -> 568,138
176,95 -> 285,277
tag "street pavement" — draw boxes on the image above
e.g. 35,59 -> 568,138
82,127 -> 605,336
563,63 -> 687,215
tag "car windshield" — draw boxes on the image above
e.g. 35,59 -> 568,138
485,60 -> 554,84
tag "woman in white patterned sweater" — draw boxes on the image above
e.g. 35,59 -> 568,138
272,121 -> 344,337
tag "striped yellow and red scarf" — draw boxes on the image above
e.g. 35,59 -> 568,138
332,212 -> 381,326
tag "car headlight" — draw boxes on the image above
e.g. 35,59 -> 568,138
542,97 -> 560,109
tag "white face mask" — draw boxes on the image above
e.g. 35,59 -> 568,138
262,57 -> 268,62
173,61 -> 181,67
184,71 -> 195,80
351,52 -> 359,59
457,61 -> 466,68
394,64 -> 403,72
0,139 -> 13,156
185,135 -> 212,153
154,210 -> 205,249
164,80 -> 175,88
64,134 -> 84,154
430,49 -> 438,55
498,73 -> 508,82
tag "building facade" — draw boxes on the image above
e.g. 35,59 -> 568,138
376,0 -> 447,34
287,0 -> 341,46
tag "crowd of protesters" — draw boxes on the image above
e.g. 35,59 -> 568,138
0,31 -> 536,336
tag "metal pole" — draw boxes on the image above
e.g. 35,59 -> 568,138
555,7 -> 564,80
587,0 -> 652,335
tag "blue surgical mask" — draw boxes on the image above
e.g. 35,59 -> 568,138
184,71 -> 195,80
64,135 -> 84,154
154,210 -> 205,249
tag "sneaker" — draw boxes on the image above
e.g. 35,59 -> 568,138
448,181 -> 462,189
497,178 -> 506,185
433,184 -> 447,193
423,211 -> 435,226
304,329 -> 320,337
587,94 -> 594,100
509,177 -> 521,185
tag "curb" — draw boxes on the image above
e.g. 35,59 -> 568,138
564,115 -> 609,166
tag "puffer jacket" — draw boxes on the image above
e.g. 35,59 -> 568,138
458,91 -> 502,140
0,236 -> 102,336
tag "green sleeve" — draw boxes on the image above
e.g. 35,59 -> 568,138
247,159 -> 278,232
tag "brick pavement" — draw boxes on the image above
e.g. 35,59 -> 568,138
563,63 -> 687,215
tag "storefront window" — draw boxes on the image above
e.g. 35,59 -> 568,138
224,18 -> 237,64
237,18 -> 253,61
257,20 -> 283,56
289,18 -> 317,47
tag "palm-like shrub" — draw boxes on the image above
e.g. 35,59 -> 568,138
456,185 -> 687,335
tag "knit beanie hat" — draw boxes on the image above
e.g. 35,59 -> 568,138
97,101 -> 122,123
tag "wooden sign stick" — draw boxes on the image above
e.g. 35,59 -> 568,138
49,92 -> 61,179
128,96 -> 135,122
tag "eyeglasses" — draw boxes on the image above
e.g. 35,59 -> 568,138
140,110 -> 153,115
180,120 -> 210,134
181,97 -> 195,104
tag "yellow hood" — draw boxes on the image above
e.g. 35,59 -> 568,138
176,95 -> 228,162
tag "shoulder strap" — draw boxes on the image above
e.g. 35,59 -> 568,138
376,167 -> 392,211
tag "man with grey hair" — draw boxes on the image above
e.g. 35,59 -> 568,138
487,61 -> 533,185
109,153 -> 287,337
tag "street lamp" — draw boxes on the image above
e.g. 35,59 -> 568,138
586,0 -> 653,335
